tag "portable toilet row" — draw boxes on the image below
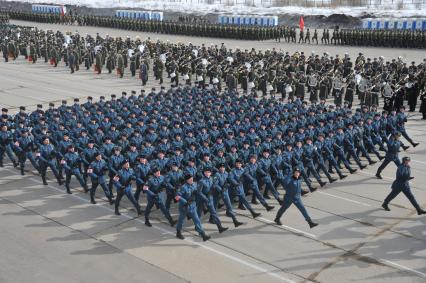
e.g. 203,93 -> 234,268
115,10 -> 163,21
32,4 -> 66,15
218,15 -> 278,26
362,18 -> 426,30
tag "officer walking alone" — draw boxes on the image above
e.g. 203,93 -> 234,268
274,168 -> 318,229
382,157 -> 425,215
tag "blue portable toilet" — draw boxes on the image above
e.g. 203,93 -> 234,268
392,20 -> 398,29
402,20 -> 408,29
384,19 -> 389,29
406,20 -> 412,29
412,19 -> 417,30
374,20 -> 380,29
367,20 -> 372,29
422,19 -> 426,30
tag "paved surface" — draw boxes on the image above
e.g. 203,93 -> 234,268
1,22 -> 426,283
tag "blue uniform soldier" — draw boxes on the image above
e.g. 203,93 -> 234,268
376,132 -> 403,179
274,168 -> 319,228
61,145 -> 88,194
382,157 -> 425,215
87,152 -> 115,205
37,136 -> 63,186
164,162 -> 183,210
0,124 -> 18,168
213,163 -> 244,227
113,160 -> 142,216
229,159 -> 261,218
143,167 -> 176,227
175,174 -> 211,241
197,167 -> 229,233
243,155 -> 275,211
13,128 -> 39,175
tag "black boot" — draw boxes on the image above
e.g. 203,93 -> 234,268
57,177 -> 63,186
360,165 -> 367,170
42,176 -> 48,185
115,206 -> 121,215
309,186 -> 317,192
232,217 -> 243,227
169,218 -> 177,227
0,160 -> 3,167
274,218 -> 282,225
369,160 -> 377,165
417,208 -> 426,215
238,203 -> 246,210
13,161 -> 18,168
251,210 -> 261,218
218,225 -> 228,233
20,167 -> 25,176
382,203 -> 390,211
349,168 -> 357,174
329,178 -> 338,183
83,185 -> 89,193
308,220 -> 318,228
265,204 -> 274,211
66,186 -> 72,194
145,219 -> 152,227
339,174 -> 347,180
402,145 -> 410,151
413,142 -> 419,148
109,197 -> 115,205
176,230 -> 185,240
202,233 -> 211,241
90,195 -> 96,204
376,173 -> 383,179
319,181 -> 327,187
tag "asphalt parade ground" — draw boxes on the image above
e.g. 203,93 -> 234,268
0,20 -> 426,283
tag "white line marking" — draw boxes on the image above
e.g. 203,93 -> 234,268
318,191 -> 371,207
259,217 -> 317,239
380,259 -> 426,279
1,168 -> 293,283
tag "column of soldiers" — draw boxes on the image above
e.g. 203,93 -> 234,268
5,10 -> 426,48
1,27 -> 425,116
1,81 -> 424,240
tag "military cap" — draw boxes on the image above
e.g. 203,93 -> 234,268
103,136 -> 111,141
21,128 -> 29,133
67,144 -> 74,150
63,131 -> 69,136
74,98 -> 79,102
48,103 -> 55,107
293,167 -> 301,173
235,158 -> 243,164
37,104 -> 43,108
88,139 -> 95,144
217,163 -> 226,168
61,100 -> 67,104
184,173 -> 193,180
151,167 -> 161,173
100,96 -> 105,99
19,106 -> 26,110
402,156 -> 411,162
111,94 -> 116,98
1,108 -> 8,112
122,159 -> 130,166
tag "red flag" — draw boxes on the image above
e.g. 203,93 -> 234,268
299,16 -> 305,31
